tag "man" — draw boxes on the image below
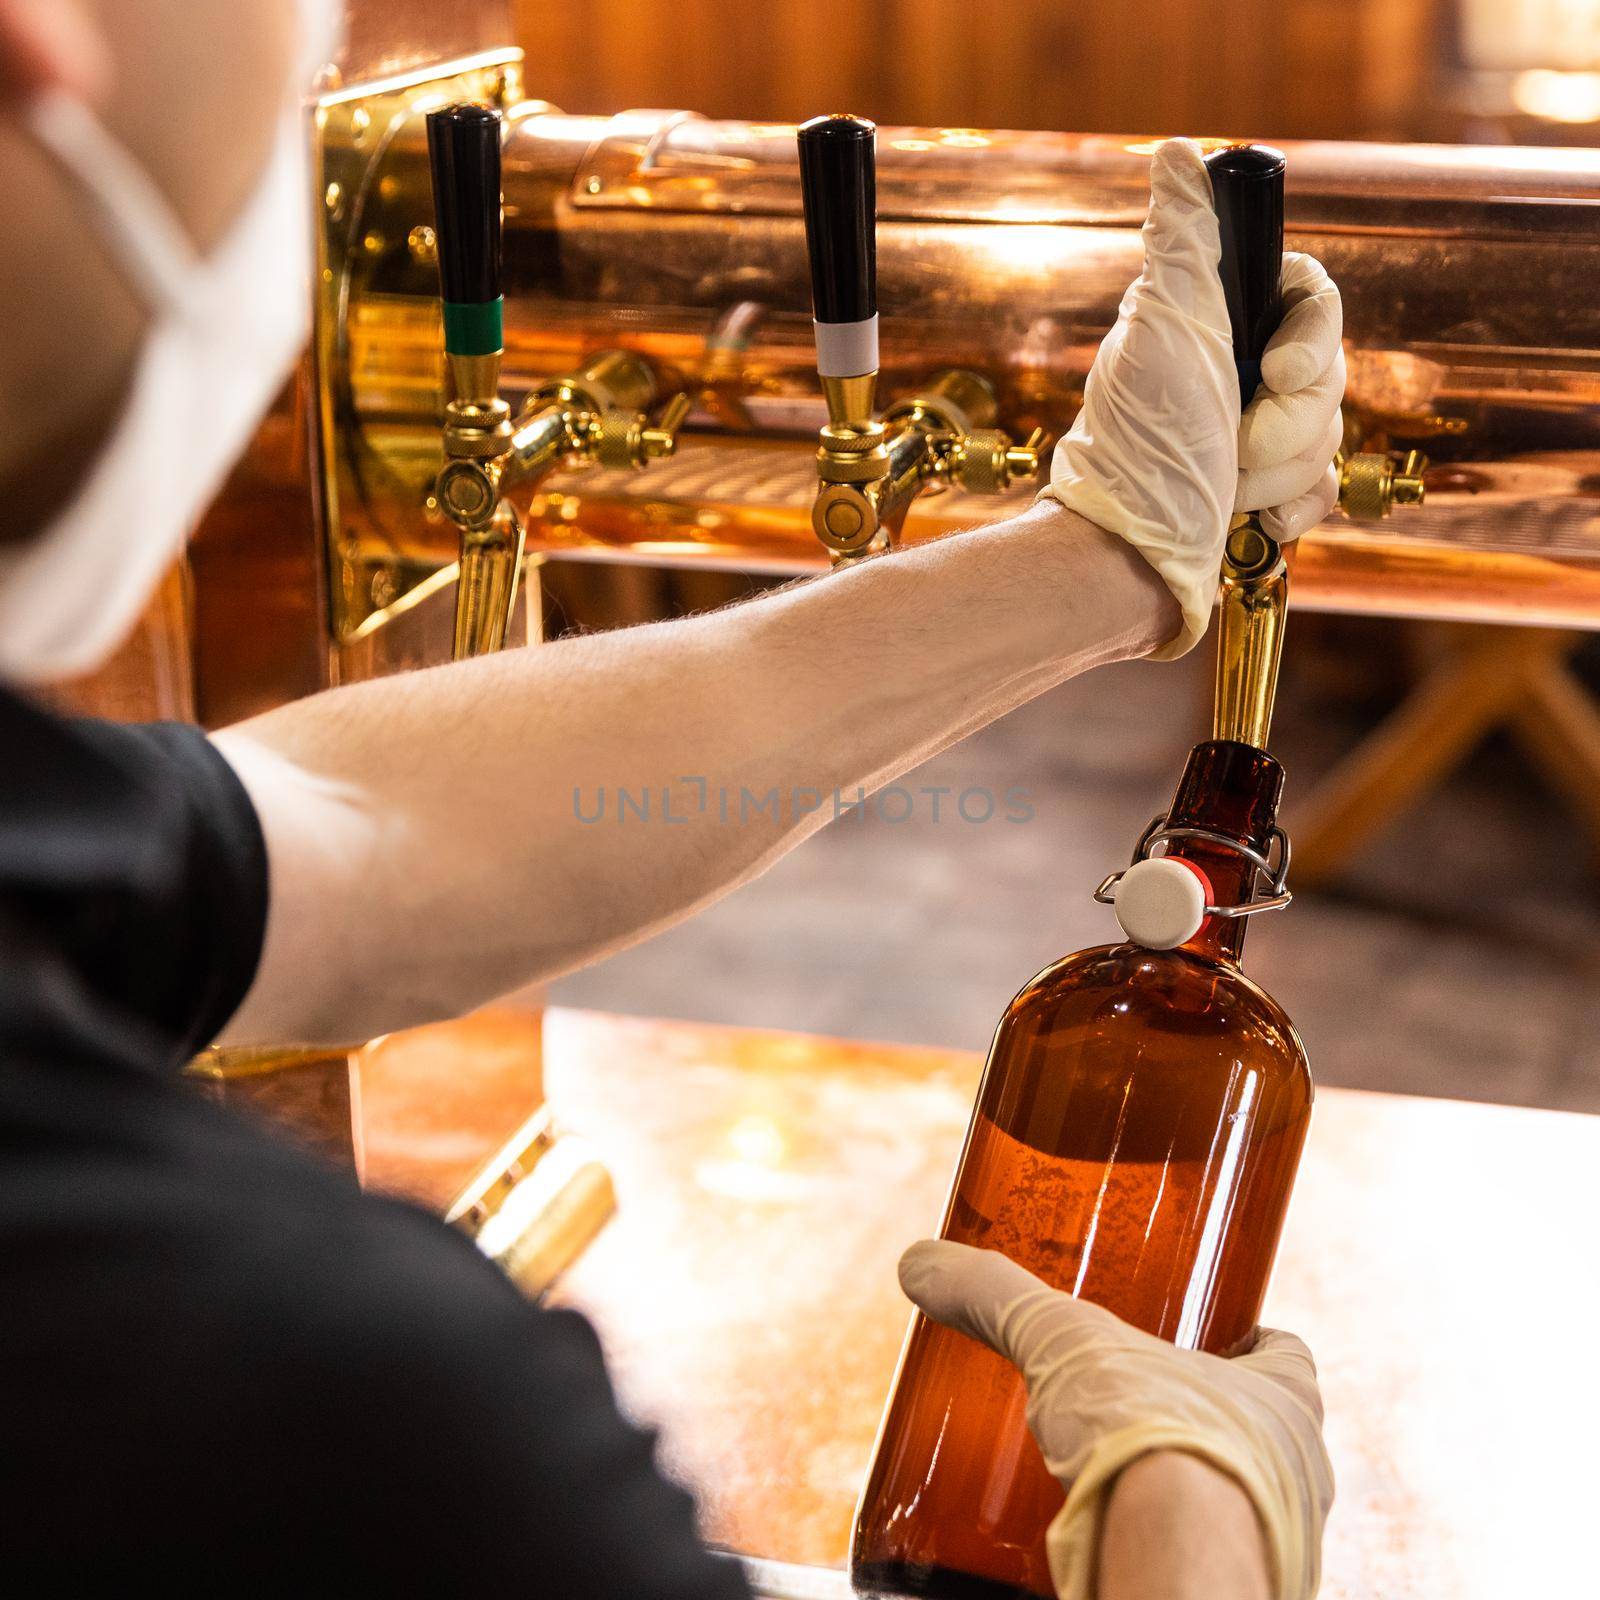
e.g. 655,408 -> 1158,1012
0,2 -> 1337,1596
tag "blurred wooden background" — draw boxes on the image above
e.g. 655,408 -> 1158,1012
515,0 -> 1440,141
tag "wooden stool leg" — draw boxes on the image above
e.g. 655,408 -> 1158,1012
1509,655 -> 1600,852
1289,628 -> 1555,888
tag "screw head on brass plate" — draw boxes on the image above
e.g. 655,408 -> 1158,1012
438,461 -> 497,527
814,485 -> 877,553
826,501 -> 863,538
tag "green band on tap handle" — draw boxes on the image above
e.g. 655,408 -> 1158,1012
442,298 -> 504,357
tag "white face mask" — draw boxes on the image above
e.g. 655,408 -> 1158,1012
0,0 -> 341,684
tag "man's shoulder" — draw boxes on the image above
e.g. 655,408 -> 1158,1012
1,1047 -> 563,1408
242,1179 -> 573,1368
153,1128 -> 556,1373
0,1081 -> 751,1599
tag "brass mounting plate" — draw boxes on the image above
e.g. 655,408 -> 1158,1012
311,47 -> 525,660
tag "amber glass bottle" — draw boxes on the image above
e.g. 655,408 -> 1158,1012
852,740 -> 1311,1600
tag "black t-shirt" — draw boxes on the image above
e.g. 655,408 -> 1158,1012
0,687 -> 750,1597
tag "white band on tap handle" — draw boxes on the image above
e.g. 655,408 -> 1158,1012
814,315 -> 879,378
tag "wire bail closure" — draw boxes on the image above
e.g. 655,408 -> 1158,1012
1093,814 -> 1293,921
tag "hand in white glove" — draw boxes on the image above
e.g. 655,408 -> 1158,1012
1040,138 -> 1345,660
900,1239 -> 1333,1600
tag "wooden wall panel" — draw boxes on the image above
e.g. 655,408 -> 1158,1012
338,0 -> 514,83
513,0 -> 1440,141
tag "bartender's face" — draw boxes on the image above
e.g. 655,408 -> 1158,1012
0,0 -> 300,540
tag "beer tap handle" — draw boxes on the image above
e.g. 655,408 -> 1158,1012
427,103 -> 504,404
1205,143 -> 1285,411
427,103 -> 519,660
1205,143 -> 1288,749
798,114 -> 878,428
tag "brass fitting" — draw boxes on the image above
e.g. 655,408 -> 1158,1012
444,1104 -> 615,1301
949,428 -> 1048,495
432,350 -> 690,656
814,421 -> 901,558
1212,450 -> 1427,753
1337,448 -> 1428,522
584,392 -> 694,472
495,353 -> 689,488
810,369 -> 1044,564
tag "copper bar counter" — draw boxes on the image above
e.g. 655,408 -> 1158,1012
359,1007 -> 1598,1599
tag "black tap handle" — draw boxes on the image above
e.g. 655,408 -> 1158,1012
798,114 -> 876,326
427,104 -> 503,356
1204,144 -> 1285,407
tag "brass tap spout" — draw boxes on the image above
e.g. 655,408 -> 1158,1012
452,503 -> 526,658
812,420 -> 926,560
1214,442 -> 1431,745
1213,516 -> 1289,748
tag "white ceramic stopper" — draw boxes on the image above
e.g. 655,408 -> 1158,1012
1113,857 -> 1211,949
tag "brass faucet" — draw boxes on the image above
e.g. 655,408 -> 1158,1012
797,115 -> 1044,563
1216,447 -> 1429,744
1207,145 -> 1427,750
426,105 -> 690,657
1337,446 -> 1427,522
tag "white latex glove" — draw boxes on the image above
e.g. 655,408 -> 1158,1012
1040,138 -> 1345,660
900,1240 -> 1333,1600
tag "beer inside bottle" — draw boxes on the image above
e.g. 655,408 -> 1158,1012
851,741 -> 1312,1599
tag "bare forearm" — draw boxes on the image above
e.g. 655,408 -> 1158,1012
215,502 -> 1174,1045
1098,1453 -> 1272,1600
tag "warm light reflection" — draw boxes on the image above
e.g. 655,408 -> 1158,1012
1460,0 -> 1600,73
1175,1069 -> 1257,1348
627,539 -> 732,556
1126,136 -> 1243,158
473,1138 -> 589,1262
890,138 -> 937,153
727,1112 -> 787,1168
971,223 -> 1072,276
1386,140 -> 1600,174
940,129 -> 991,148
695,1111 -> 810,1202
1513,67 -> 1600,121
